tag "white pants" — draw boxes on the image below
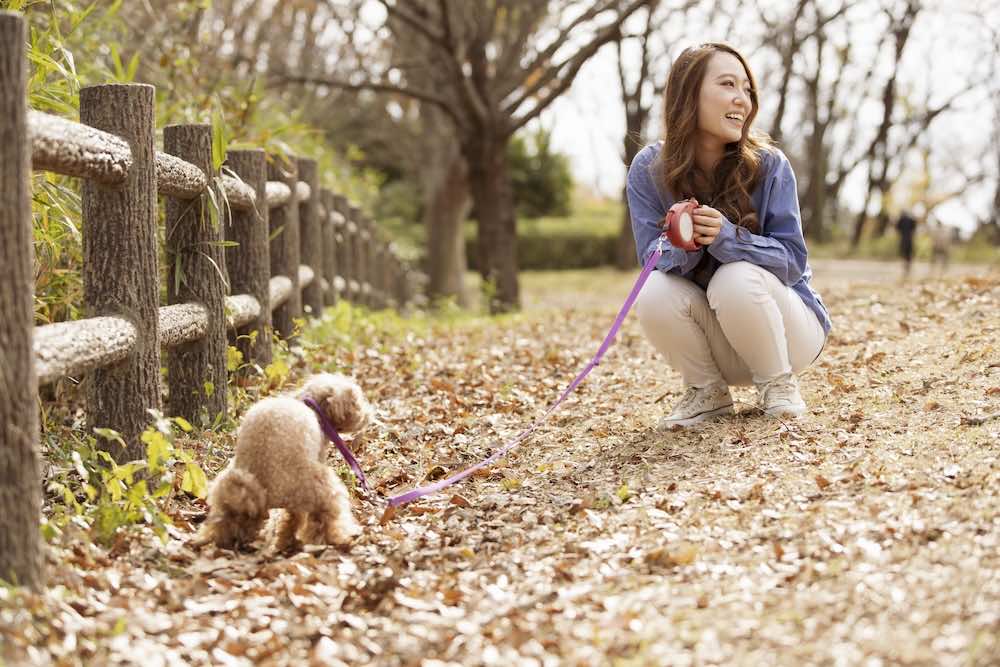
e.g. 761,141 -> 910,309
635,261 -> 826,387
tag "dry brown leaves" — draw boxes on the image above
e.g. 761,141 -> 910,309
3,262 -> 998,666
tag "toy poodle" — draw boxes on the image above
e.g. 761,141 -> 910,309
194,372 -> 372,552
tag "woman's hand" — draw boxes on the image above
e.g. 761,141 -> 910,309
692,205 -> 724,245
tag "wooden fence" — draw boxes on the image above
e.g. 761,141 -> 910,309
0,10 -> 422,587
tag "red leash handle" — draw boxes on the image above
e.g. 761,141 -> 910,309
663,198 -> 700,251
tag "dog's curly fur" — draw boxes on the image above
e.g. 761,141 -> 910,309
194,373 -> 372,552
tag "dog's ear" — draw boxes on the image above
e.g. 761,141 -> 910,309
325,385 -> 370,434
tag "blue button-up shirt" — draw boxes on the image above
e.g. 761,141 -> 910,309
627,142 -> 832,335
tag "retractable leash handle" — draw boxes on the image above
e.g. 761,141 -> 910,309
663,198 -> 701,251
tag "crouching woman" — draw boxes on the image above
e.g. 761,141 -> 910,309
629,43 -> 832,428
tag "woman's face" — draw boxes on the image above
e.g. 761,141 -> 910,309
696,52 -> 753,147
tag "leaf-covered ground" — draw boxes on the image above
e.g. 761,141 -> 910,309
4,260 -> 999,666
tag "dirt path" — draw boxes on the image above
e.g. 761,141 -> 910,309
4,262 -> 998,666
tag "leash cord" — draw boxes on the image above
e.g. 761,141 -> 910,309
305,237 -> 667,508
382,238 -> 667,507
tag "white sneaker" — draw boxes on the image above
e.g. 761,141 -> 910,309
756,373 -> 807,417
658,383 -> 734,429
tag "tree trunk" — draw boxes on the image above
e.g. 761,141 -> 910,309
850,185 -> 873,249
423,148 -> 471,307
802,138 -> 828,243
466,131 -> 519,313
616,106 -> 647,269
0,11 -> 44,590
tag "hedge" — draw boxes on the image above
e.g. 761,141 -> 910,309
464,233 -> 621,271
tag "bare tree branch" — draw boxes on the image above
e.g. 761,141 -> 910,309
267,72 -> 465,128
505,0 -> 653,126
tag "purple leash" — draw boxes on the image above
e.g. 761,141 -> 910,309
382,237 -> 669,508
303,397 -> 372,495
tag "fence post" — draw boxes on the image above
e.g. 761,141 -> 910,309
334,195 -> 356,303
375,241 -> 388,309
388,248 -> 400,307
349,204 -> 367,306
396,264 -> 407,310
163,124 -> 227,424
225,149 -> 272,372
400,262 -> 414,311
0,10 -> 43,590
321,188 -> 338,307
80,83 -> 160,461
297,157 -> 323,318
268,156 -> 301,339
364,216 -> 378,308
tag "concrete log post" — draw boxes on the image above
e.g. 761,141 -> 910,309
297,157 -> 323,318
0,11 -> 43,590
321,189 -> 338,307
163,124 -> 227,425
268,157 -> 300,339
333,195 -> 355,303
224,149 -> 272,371
80,83 -> 160,461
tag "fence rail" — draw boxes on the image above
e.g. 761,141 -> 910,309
1,9 -> 431,587
4,12 -> 423,457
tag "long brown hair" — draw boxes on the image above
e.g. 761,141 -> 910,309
659,43 -> 772,232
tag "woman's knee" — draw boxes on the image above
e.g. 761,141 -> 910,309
636,272 -> 701,326
706,261 -> 770,311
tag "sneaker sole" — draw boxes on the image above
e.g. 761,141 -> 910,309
658,404 -> 734,429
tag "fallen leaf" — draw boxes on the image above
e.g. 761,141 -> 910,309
379,505 -> 397,525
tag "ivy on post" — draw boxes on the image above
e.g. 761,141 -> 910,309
80,82 -> 161,462
0,10 -> 44,591
225,149 -> 272,373
164,124 -> 227,425
268,156 -> 301,340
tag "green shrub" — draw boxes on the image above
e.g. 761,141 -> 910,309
466,233 -> 619,271
44,415 -> 207,546
507,127 -> 574,219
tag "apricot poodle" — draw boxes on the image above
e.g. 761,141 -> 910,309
195,372 -> 372,552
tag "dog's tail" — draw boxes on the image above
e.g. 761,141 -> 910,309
191,466 -> 267,548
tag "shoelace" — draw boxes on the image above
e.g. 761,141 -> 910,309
673,386 -> 706,415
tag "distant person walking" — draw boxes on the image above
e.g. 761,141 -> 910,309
897,210 -> 917,279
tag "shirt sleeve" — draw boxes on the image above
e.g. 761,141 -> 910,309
706,152 -> 808,285
626,146 -> 704,274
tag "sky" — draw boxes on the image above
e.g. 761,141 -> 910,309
539,0 -> 998,234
